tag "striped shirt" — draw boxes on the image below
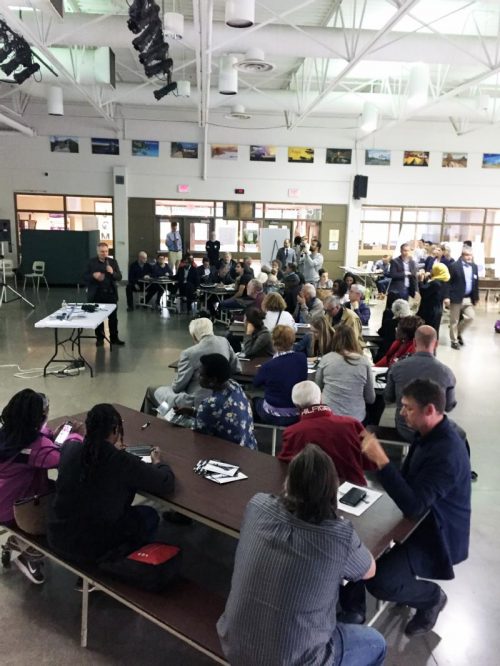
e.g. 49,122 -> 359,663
217,493 -> 371,666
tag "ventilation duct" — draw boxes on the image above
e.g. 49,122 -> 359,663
408,62 -> 429,108
225,0 -> 255,28
164,12 -> 184,40
219,55 -> 238,95
47,85 -> 63,115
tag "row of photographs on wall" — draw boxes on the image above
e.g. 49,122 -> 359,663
48,137 -> 500,169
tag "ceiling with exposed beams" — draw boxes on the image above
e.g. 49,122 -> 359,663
2,0 -> 500,137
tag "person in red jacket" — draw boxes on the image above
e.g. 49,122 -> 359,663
278,381 -> 375,485
375,315 -> 424,368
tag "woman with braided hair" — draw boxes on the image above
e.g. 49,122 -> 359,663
48,404 -> 175,566
0,389 -> 84,584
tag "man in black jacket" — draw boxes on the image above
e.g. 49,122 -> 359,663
448,246 -> 479,350
126,251 -> 152,311
205,231 -> 220,266
389,243 -> 418,299
276,238 -> 295,269
83,242 -> 124,346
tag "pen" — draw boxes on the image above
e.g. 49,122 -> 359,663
141,421 -> 151,430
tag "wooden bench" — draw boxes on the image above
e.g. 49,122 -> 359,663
366,425 -> 410,459
3,526 -> 228,664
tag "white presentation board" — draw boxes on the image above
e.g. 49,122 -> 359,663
260,228 -> 290,265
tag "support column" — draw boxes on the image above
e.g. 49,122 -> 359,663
345,195 -> 362,268
112,166 -> 128,273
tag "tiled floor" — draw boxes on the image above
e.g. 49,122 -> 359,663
1,287 -> 499,665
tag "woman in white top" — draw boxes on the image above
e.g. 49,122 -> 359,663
262,293 -> 296,332
316,324 -> 375,423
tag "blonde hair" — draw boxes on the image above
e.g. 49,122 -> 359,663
262,292 -> 286,312
272,325 -> 296,352
331,324 -> 363,359
311,316 -> 336,356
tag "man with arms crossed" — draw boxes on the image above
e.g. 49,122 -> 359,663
341,379 -> 471,636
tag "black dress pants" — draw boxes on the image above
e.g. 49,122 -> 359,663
339,542 -> 441,614
93,291 -> 119,340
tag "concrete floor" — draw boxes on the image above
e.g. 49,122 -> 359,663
0,286 -> 499,665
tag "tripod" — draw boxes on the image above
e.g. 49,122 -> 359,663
0,242 -> 34,309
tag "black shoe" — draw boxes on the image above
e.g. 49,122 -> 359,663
14,554 -> 45,584
336,610 -> 365,625
457,336 -> 464,346
110,338 -> 125,346
404,589 -> 447,637
162,510 -> 193,526
127,306 -> 134,312
451,342 -> 460,350
96,338 -> 104,347
471,470 -> 478,481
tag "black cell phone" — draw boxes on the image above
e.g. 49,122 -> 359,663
339,487 -> 367,507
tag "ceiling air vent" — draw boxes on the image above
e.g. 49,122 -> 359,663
235,48 -> 275,74
225,105 -> 252,120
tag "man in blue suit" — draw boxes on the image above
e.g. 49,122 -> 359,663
360,379 -> 471,636
448,246 -> 479,350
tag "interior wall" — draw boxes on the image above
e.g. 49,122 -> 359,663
2,116 -> 500,270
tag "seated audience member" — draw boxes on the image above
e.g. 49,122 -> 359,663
343,271 -> 356,290
346,284 -> 371,325
416,262 -> 450,335
197,256 -> 217,285
271,259 -> 284,281
178,355 -> 257,449
246,278 -> 264,309
375,295 -> 410,361
48,404 -> 174,565
323,295 -> 364,346
262,292 -> 296,332
283,262 -> 302,313
294,314 -> 335,357
220,261 -> 253,310
217,252 -> 237,280
317,268 -> 333,289
374,255 -> 391,295
243,256 -> 255,277
144,254 -> 173,307
0,390 -> 83,584
294,283 -> 324,323
216,262 -> 234,285
341,380 -> 470,636
126,251 -> 152,311
217,444 -> 385,666
141,318 -> 241,414
205,231 -> 220,266
175,252 -> 200,312
385,325 -> 457,442
279,382 -> 375,486
253,325 -> 308,426
333,278 -> 349,304
375,315 -> 424,367
316,324 -> 375,423
242,307 -> 274,358
264,273 -> 280,293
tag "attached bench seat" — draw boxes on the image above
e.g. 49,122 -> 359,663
4,525 -> 228,664
253,422 -> 285,456
366,425 -> 410,458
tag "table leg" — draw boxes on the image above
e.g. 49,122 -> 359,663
43,329 -> 61,376
75,328 -> 94,378
80,578 -> 89,647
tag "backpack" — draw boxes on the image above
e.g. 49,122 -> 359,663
495,320 -> 500,334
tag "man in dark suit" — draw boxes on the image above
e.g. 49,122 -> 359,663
276,238 -> 295,269
341,379 -> 471,636
197,256 -> 217,285
83,242 -> 124,346
389,243 -> 418,299
448,246 -> 479,350
175,253 -> 200,312
126,250 -> 152,311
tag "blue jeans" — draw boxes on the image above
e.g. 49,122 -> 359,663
332,623 -> 386,666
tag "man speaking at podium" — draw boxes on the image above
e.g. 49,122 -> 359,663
83,242 -> 125,347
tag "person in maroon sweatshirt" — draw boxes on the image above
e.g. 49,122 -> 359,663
279,381 -> 375,486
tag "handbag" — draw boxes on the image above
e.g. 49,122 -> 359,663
99,543 -> 182,592
13,491 -> 54,536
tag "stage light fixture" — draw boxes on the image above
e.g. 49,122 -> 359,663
14,61 -> 40,84
144,57 -> 173,78
138,41 -> 168,65
132,19 -> 162,51
154,80 -> 177,100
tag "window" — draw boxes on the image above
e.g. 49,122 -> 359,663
241,221 -> 260,253
359,223 -> 400,252
190,221 -> 210,252
155,199 -> 215,217
445,208 -> 485,224
16,194 -> 64,211
402,208 -> 443,223
362,207 -> 401,222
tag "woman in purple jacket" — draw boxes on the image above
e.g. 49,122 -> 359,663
0,389 -> 82,584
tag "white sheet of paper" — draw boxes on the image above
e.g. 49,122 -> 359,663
337,482 -> 383,516
141,456 -> 152,464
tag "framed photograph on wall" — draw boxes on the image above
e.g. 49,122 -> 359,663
403,151 -> 429,167
442,152 -> 467,168
50,136 -> 79,153
171,142 -> 199,158
91,137 -> 120,155
365,149 -> 390,166
132,140 -> 159,157
288,146 -> 314,163
250,145 -> 276,162
211,144 -> 238,160
482,153 -> 500,168
326,148 -> 352,164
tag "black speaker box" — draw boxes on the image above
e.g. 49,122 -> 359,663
353,175 -> 368,200
0,220 -> 11,243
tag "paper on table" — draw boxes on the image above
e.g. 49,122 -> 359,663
337,482 -> 383,516
141,455 -> 152,464
208,472 -> 248,484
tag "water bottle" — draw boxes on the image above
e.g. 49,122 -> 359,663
61,299 -> 68,311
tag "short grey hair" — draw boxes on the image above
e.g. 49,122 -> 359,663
323,295 -> 340,309
189,317 -> 213,341
292,381 -> 321,408
391,298 -> 410,318
302,283 -> 316,298
350,284 -> 365,296
248,278 -> 263,293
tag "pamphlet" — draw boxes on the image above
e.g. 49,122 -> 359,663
194,459 -> 248,484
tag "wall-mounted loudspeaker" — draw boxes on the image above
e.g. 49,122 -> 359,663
115,175 -> 125,185
353,175 -> 368,200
